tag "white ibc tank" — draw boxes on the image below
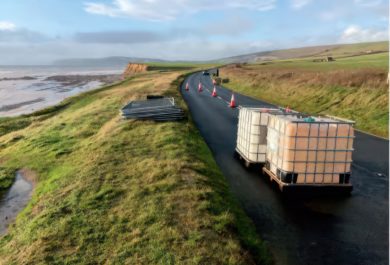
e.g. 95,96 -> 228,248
236,107 -> 283,163
266,115 -> 355,184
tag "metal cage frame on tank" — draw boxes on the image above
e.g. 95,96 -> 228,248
263,114 -> 355,192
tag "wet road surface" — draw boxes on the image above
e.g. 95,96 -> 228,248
181,72 -> 389,265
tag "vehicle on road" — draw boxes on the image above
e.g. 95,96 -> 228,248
202,70 -> 210,75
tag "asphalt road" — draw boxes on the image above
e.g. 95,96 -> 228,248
181,72 -> 389,265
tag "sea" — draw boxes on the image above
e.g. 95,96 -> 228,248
0,65 -> 124,117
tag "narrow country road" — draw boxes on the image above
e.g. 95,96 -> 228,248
181,71 -> 389,265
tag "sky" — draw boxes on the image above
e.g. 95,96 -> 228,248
0,0 -> 388,65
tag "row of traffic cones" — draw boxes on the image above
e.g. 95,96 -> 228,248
185,81 -> 236,108
185,81 -> 291,111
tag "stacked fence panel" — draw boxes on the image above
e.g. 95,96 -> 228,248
121,97 -> 185,121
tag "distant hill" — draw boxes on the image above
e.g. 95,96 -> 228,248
52,56 -> 167,67
52,41 -> 389,67
217,41 -> 389,63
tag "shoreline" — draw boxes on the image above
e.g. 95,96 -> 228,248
0,72 -> 122,117
0,98 -> 45,112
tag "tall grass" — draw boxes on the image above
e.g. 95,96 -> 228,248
221,55 -> 389,137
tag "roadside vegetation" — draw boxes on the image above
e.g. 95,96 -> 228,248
0,69 -> 271,264
221,52 -> 389,137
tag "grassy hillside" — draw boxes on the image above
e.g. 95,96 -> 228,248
221,52 -> 389,137
259,52 -> 388,70
221,41 -> 388,63
0,70 -> 271,264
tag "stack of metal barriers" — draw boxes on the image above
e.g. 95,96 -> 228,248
121,97 -> 185,121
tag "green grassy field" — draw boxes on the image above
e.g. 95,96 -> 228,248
221,52 -> 389,137
254,51 -> 389,73
255,52 -> 388,70
0,71 -> 271,264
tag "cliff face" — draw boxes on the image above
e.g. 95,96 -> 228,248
122,63 -> 149,78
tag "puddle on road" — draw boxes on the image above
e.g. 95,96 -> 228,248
0,171 -> 33,235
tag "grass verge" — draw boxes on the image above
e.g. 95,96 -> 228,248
220,53 -> 389,137
0,70 -> 271,264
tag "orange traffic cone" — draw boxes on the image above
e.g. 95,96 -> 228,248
198,82 -> 203,92
229,93 -> 236,108
212,79 -> 216,85
286,106 -> 291,113
211,86 -> 217,97
185,82 -> 189,91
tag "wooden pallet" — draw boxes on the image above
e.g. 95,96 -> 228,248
262,167 -> 353,193
235,149 -> 264,169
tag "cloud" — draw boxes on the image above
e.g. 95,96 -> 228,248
291,0 -> 312,9
317,0 -> 388,22
84,0 -> 276,21
0,28 -> 49,43
354,0 -> 383,7
75,30 -> 166,44
74,16 -> 255,44
227,0 -> 277,11
84,3 -> 117,17
340,25 -> 388,43
0,21 -> 16,31
204,16 -> 255,36
319,7 -> 349,21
